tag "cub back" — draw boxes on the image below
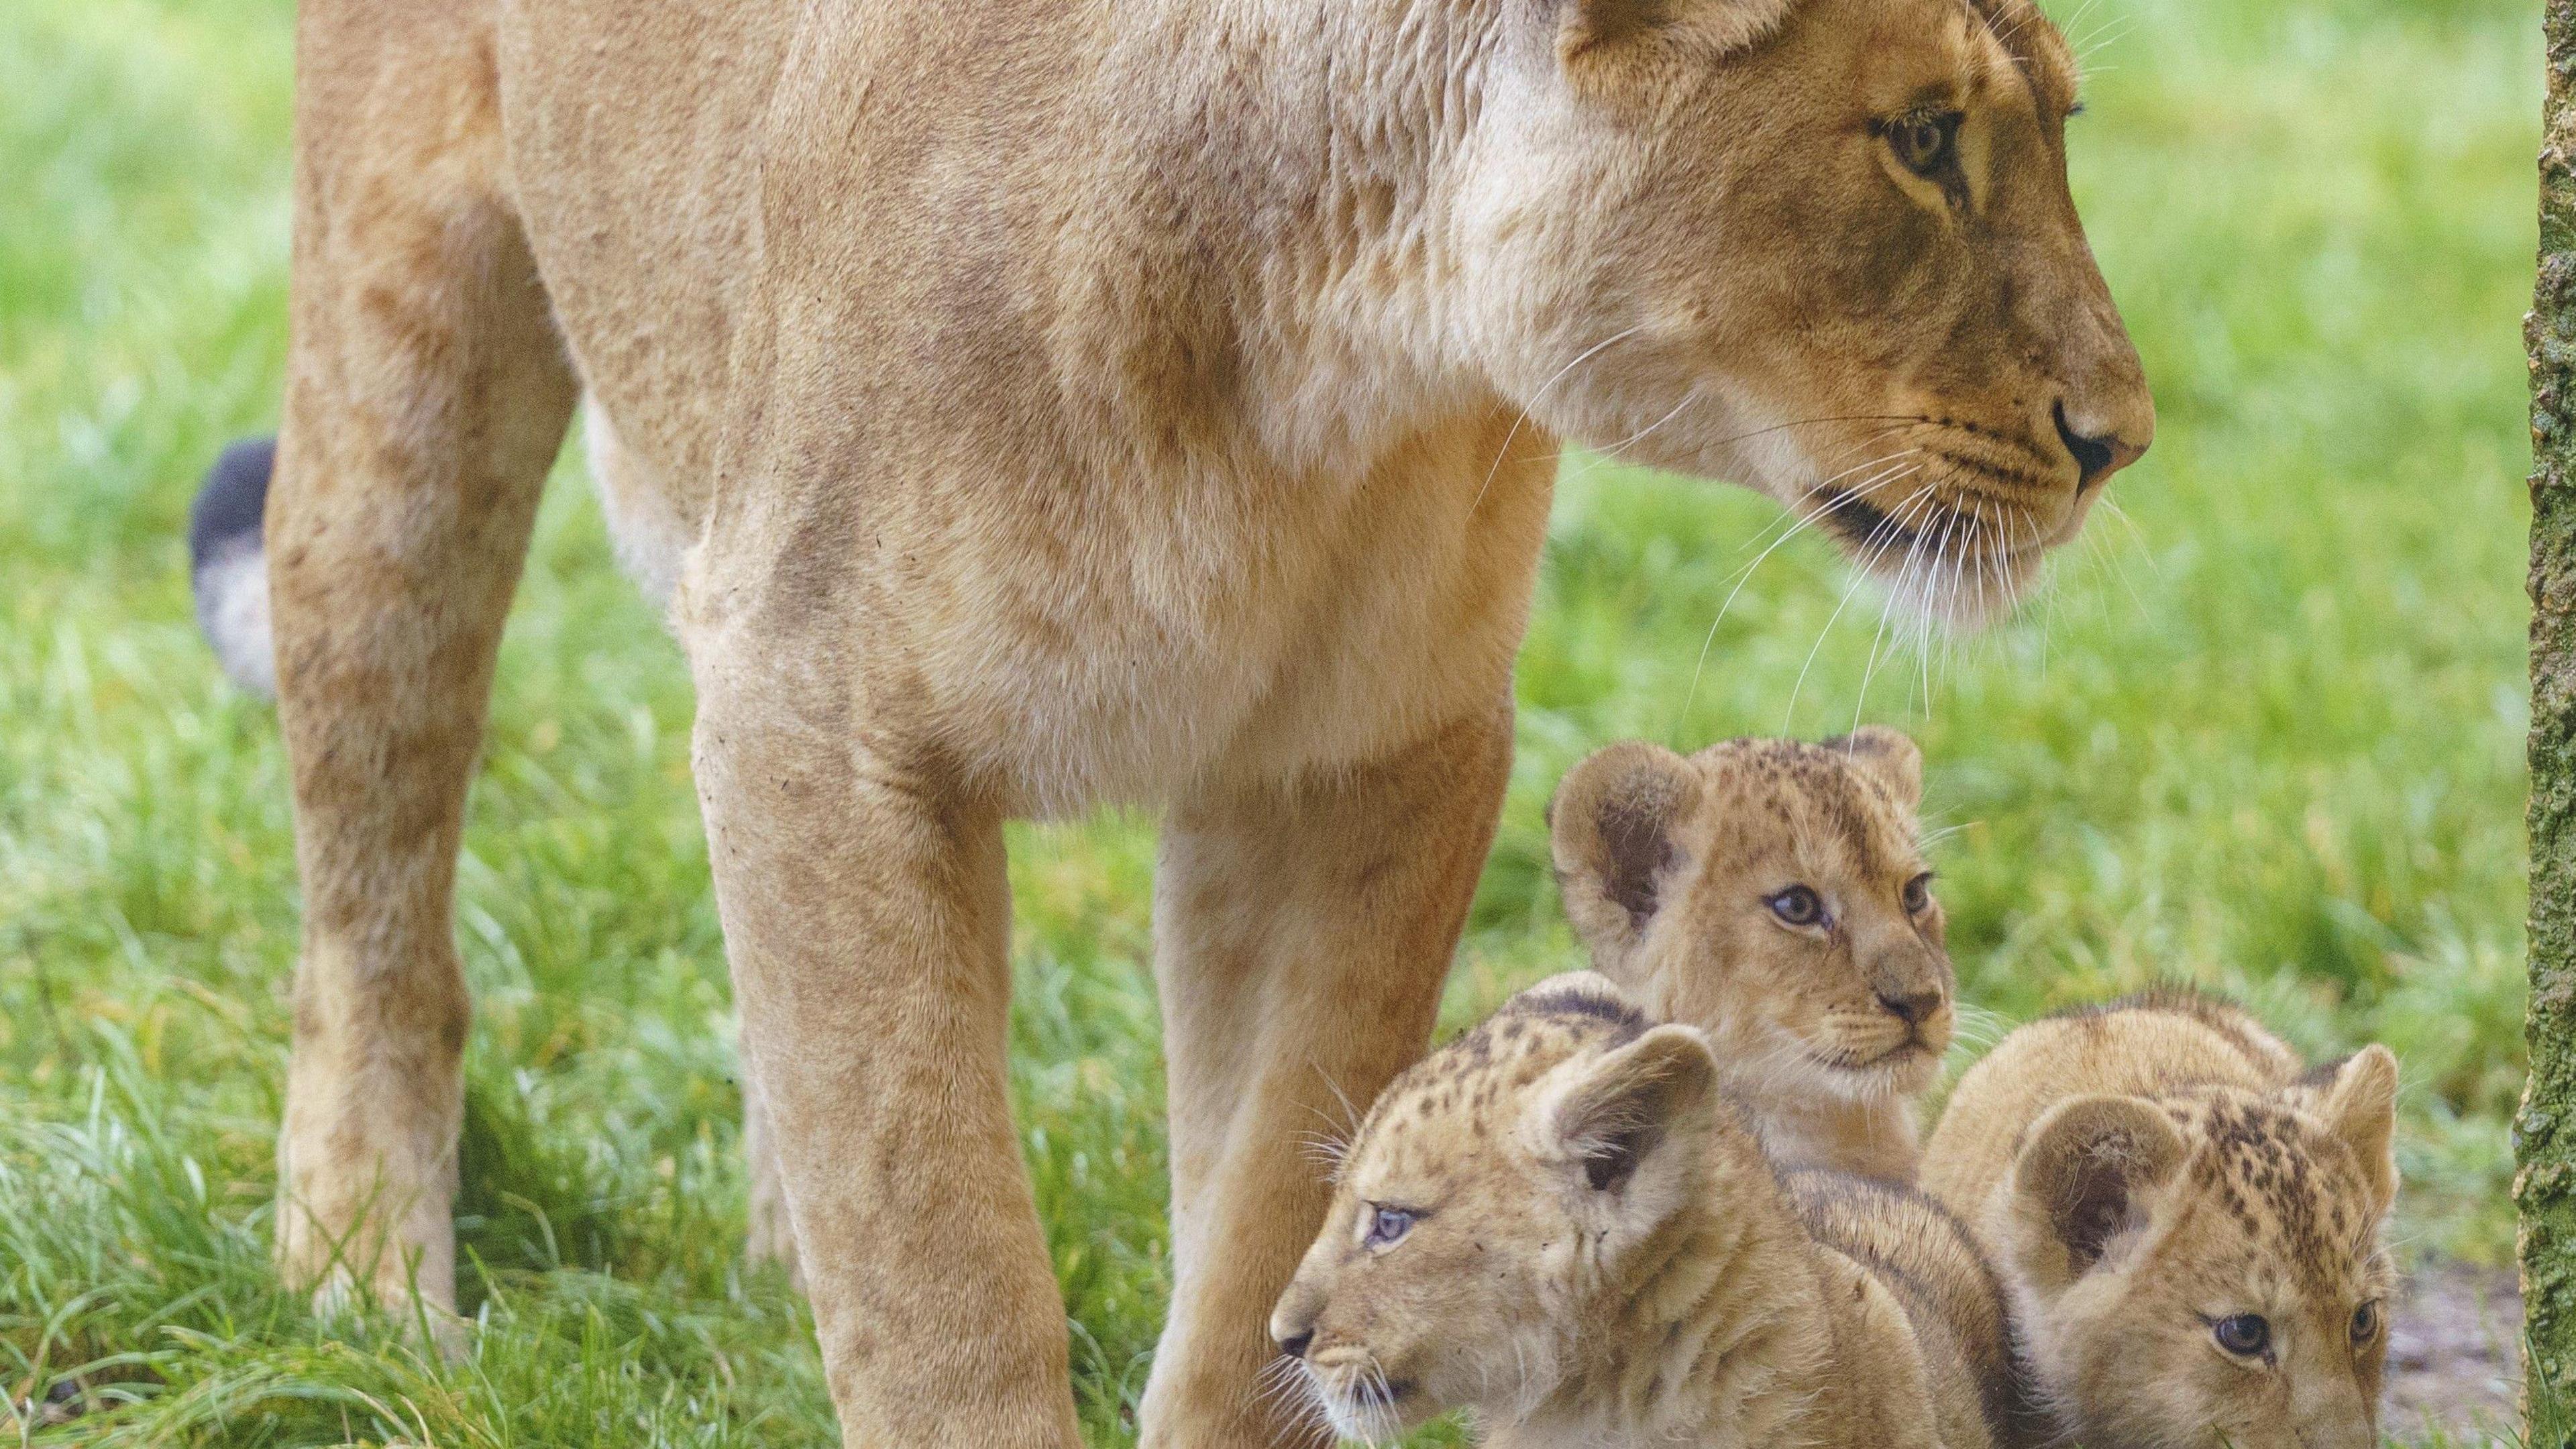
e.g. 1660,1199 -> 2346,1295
1921,986 -> 2303,1211
1787,1170 -> 2054,1449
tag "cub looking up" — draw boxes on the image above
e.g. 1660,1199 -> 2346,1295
1551,728 -> 1951,1179
1921,989 -> 2399,1449
1268,974 -> 2015,1449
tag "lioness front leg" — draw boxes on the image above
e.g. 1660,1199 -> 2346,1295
1141,700 -> 1515,1448
270,3 -> 578,1317
688,644 -> 1079,1446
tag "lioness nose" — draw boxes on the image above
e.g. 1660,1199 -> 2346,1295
2054,398 -> 2149,494
1878,988 -> 1943,1026
1277,1330 -> 1314,1360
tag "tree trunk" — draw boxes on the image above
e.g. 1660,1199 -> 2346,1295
2526,7 -> 2576,1441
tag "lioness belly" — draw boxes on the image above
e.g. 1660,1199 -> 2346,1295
867,413 -> 1558,816
494,0 -> 785,527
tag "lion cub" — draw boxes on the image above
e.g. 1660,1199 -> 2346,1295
1269,974 -> 2010,1449
1921,989 -> 2399,1449
1551,727 -> 1951,1180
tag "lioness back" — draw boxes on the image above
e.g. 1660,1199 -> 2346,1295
1920,989 -> 2398,1449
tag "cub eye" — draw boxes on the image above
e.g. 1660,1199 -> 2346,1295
1364,1205 -> 1418,1250
1768,886 -> 1827,928
1901,872 -> 1935,914
2349,1301 -> 2381,1344
2212,1313 -> 2271,1357
1887,111 -> 1963,178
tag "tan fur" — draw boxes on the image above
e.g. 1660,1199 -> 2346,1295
1269,974 -> 1998,1449
1786,1169 -> 2057,1449
1921,991 -> 2399,1449
1552,729 -> 1952,1179
263,0 -> 2148,1440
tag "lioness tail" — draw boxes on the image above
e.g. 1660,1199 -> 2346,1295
189,435 -> 276,697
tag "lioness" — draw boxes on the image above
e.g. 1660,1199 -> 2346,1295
1550,728 -> 1952,1180
205,0 -> 2147,1441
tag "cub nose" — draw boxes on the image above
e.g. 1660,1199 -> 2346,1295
1277,1330 -> 1314,1360
2053,398 -> 2149,494
1878,988 -> 1944,1027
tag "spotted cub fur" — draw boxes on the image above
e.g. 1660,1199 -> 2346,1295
1268,973 -> 2010,1449
1551,727 -> 1952,1180
1921,989 -> 2398,1449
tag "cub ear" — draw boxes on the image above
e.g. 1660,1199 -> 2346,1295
1541,1024 -> 1719,1195
2004,1095 -> 2187,1293
1548,742 -> 1700,961
2314,1044 -> 2400,1220
1558,0 -> 1796,62
1825,726 -> 1924,810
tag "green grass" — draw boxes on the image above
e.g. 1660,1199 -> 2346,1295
0,0 -> 2538,1442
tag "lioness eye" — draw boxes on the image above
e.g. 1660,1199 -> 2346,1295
2213,1313 -> 2271,1357
1364,1206 -> 1417,1249
1768,886 -> 1827,928
1888,113 -> 1962,177
1902,872 -> 1935,914
2350,1301 -> 2381,1344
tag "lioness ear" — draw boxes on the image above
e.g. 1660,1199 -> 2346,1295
1542,1024 -> 1719,1195
2315,1045 -> 2400,1220
2004,1095 -> 2187,1293
1825,726 -> 1924,810
1548,742 -> 1699,962
1558,0 -> 1796,62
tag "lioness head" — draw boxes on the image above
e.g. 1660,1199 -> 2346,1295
1268,975 -> 1725,1440
1998,1051 -> 2400,1449
1461,0 -> 2150,624
1549,728 -> 1954,1103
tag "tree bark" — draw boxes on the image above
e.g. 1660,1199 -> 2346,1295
2526,8 -> 2576,1441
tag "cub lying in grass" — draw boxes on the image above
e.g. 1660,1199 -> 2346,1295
1550,727 -> 1951,1181
1921,989 -> 2398,1449
1268,973 -> 2019,1449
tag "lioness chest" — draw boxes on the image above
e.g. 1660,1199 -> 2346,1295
495,1 -> 1552,812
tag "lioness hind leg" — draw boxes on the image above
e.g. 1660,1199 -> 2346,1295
738,1061 -> 802,1287
269,5 -> 576,1318
1142,700 -> 1515,1448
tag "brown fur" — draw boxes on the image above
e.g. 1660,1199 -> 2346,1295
1921,991 -> 2399,1449
1552,729 -> 1952,1179
1787,1169 -> 2058,1449
1269,974 -> 1976,1448
262,0 -> 2148,1441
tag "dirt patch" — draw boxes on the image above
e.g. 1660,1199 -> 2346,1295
2387,1260 -> 2522,1445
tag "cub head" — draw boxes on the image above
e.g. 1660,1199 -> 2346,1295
1461,0 -> 2151,625
1269,975 -> 1727,1440
1549,728 -> 1954,1103
1995,1049 -> 2401,1449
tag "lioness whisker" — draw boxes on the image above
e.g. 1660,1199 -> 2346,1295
1827,478 -> 1953,724
1472,322 -> 1650,514
1679,454 -> 1923,726
1781,471 -> 1935,729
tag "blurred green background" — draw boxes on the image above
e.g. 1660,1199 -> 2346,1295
0,0 -> 2539,1442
